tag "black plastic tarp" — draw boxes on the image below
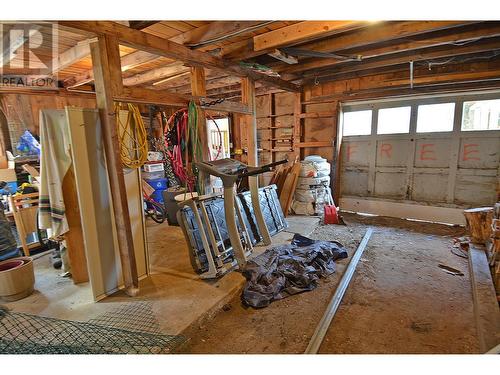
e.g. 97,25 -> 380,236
241,234 -> 348,308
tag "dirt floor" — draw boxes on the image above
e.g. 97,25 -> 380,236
180,212 -> 480,354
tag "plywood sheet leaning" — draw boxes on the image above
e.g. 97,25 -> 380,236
279,161 -> 300,217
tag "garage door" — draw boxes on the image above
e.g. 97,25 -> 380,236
339,93 -> 500,225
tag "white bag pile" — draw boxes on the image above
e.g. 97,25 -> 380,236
292,155 -> 332,215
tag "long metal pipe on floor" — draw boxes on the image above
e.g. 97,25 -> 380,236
305,227 -> 374,354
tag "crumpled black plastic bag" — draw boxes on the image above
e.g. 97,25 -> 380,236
241,234 -> 348,308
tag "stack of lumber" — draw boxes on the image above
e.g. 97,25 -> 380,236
269,158 -> 300,217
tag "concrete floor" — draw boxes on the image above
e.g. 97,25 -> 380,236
2,215 -> 320,337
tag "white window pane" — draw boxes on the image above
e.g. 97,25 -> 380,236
462,99 -> 500,131
343,110 -> 372,136
377,106 -> 411,134
416,103 -> 455,133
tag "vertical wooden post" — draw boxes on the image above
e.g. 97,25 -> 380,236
90,35 -> 139,296
292,92 -> 302,162
241,78 -> 258,167
269,93 -> 275,164
332,101 -> 342,205
190,66 -> 211,193
241,77 -> 271,245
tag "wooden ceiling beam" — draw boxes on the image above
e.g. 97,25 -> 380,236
385,68 -> 500,87
268,49 -> 298,64
253,21 -> 364,51
300,39 -> 500,84
281,23 -> 500,75
152,69 -> 222,90
122,22 -> 273,88
152,71 -> 191,87
294,21 -> 476,55
129,21 -> 159,30
64,22 -> 289,89
120,50 -> 159,70
172,75 -> 242,94
206,82 -> 241,97
169,21 -> 268,48
303,60 -> 500,96
222,22 -> 367,61
59,21 -> 300,92
52,39 -> 93,74
122,61 -> 188,86
63,49 -> 160,87
115,86 -> 189,106
309,77 -> 500,103
223,21 -> 474,62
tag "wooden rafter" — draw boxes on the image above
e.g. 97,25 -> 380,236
253,21 -> 364,51
63,49 -> 159,87
280,23 -> 500,75
129,21 -> 159,30
223,21 -> 474,61
52,39 -> 94,74
122,61 -> 188,86
169,21 -> 269,48
59,21 -> 300,92
300,39 -> 500,83
66,22 -> 279,88
291,21 -> 475,55
302,61 -> 500,103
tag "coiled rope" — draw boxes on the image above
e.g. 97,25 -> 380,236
115,103 -> 148,169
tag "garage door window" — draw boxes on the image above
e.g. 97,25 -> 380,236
377,106 -> 411,134
416,103 -> 455,133
342,110 -> 372,136
462,99 -> 500,131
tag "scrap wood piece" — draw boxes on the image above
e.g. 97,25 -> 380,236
305,227 -> 374,354
22,164 -> 39,178
438,263 -> 464,276
269,164 -> 282,186
464,207 -> 494,244
468,244 -> 500,353
276,164 -> 291,193
279,161 -> 300,217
